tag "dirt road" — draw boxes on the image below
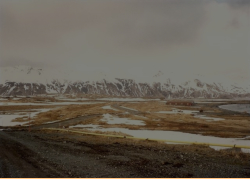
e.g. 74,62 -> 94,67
0,102 -> 249,177
6,104 -> 143,131
111,104 -> 142,115
0,131 -> 68,177
29,114 -> 100,129
0,129 -> 249,178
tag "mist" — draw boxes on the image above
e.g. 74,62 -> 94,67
0,0 -> 249,87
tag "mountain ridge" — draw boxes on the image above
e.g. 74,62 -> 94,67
0,66 -> 249,98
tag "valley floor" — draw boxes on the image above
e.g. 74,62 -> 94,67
0,97 -> 250,177
2,98 -> 248,138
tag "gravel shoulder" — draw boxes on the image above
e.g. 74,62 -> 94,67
0,129 -> 249,178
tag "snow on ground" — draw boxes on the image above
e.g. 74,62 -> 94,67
101,106 -> 120,111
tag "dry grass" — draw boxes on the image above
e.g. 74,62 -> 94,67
40,128 -> 250,164
42,128 -> 169,148
7,96 -> 59,103
12,116 -> 30,122
67,128 -> 133,137
2,98 -> 250,138
219,149 -> 250,162
28,102 -> 125,125
39,101 -> 249,138
114,101 -> 250,138
0,105 -> 56,111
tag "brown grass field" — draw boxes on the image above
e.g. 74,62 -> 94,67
1,98 -> 250,138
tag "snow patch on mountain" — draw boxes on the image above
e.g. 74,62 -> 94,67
0,66 -> 250,98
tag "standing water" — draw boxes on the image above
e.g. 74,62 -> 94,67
219,104 -> 250,114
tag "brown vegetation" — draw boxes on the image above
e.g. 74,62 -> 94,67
2,98 -> 250,138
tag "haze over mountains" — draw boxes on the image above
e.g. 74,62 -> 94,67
0,66 -> 249,99
1,0 -> 250,99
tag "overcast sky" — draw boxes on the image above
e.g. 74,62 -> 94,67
0,0 -> 249,85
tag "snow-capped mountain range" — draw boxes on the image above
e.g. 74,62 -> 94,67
0,66 -> 249,98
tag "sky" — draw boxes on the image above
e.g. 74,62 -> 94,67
0,0 -> 250,86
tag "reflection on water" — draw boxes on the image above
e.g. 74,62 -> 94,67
219,104 -> 250,114
0,115 -> 29,126
0,108 -> 54,126
85,127 -> 250,153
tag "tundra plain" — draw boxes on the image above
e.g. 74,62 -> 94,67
0,96 -> 249,177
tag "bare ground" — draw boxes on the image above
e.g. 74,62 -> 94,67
1,99 -> 250,177
0,129 -> 249,178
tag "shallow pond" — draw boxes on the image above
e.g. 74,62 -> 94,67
83,127 -> 250,153
219,104 -> 250,114
0,108 -> 55,126
0,115 -> 29,126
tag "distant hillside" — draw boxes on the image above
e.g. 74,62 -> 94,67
0,66 -> 249,98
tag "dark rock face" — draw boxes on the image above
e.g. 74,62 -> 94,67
0,82 -> 47,96
0,79 -> 249,99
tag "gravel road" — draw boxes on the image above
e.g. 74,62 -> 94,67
30,114 -> 100,129
0,103 -> 249,177
0,129 -> 249,178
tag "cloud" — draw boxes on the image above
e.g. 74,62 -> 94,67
105,0 -> 208,49
227,0 -> 250,8
216,0 -> 250,10
0,58 -> 46,68
0,0 -> 207,50
0,0 -> 249,86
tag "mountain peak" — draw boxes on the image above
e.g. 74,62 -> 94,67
0,66 -> 249,98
